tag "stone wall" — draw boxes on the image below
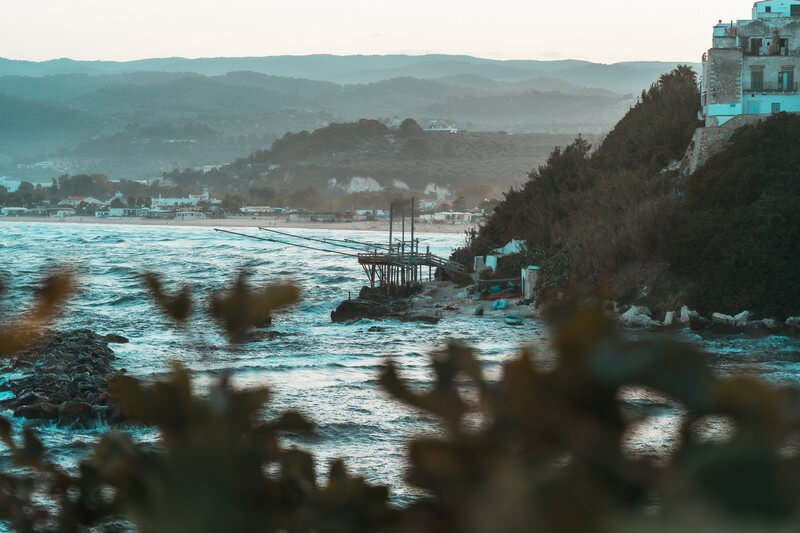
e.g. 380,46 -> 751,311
680,114 -> 765,177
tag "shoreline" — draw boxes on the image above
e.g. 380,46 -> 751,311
0,216 -> 477,235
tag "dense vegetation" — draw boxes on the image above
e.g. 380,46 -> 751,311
456,65 -> 800,318
2,272 -> 800,531
455,66 -> 700,309
669,113 -> 800,316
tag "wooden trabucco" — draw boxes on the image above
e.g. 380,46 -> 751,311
359,198 -> 465,292
358,243 -> 466,291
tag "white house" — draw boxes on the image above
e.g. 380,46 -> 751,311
418,212 -> 476,224
58,196 -> 104,207
150,189 -> 220,209
0,207 -> 29,216
702,0 -> 800,126
175,211 -> 207,221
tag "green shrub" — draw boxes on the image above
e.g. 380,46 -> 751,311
670,113 -> 800,317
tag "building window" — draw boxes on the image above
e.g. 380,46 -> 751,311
772,102 -> 781,113
750,38 -> 763,55
766,6 -> 772,12
792,5 -> 800,16
751,69 -> 765,90
779,70 -> 795,91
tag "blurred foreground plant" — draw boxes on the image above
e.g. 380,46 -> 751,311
2,274 -> 800,531
0,271 -> 74,357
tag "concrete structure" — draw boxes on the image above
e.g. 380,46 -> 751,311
418,212 -> 475,224
0,207 -> 29,216
96,207 -> 151,218
521,266 -> 540,301
150,189 -> 219,209
702,1 -> 800,126
175,211 -> 207,221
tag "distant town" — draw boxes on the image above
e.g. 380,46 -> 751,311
0,175 -> 486,225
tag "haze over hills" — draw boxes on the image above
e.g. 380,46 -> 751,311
0,54 -> 698,185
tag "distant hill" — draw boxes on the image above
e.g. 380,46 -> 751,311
0,54 -> 694,182
0,55 -> 698,93
164,119 -> 594,197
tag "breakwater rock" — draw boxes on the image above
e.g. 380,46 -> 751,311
331,286 -> 442,324
1,329 -> 128,427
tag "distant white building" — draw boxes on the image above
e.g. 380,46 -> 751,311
0,207 -> 29,216
150,189 -> 220,209
96,207 -> 151,218
423,121 -> 459,133
175,211 -> 207,221
419,211 -> 476,223
58,196 -> 104,207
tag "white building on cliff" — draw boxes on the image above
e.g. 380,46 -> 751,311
702,1 -> 800,126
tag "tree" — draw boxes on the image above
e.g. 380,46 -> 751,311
398,118 -> 424,138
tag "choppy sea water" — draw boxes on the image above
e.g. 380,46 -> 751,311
1,221 -> 800,504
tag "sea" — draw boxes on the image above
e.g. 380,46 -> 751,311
1,221 -> 800,504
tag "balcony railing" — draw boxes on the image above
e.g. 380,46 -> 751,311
742,82 -> 799,93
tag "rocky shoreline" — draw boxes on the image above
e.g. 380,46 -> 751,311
331,286 -> 443,324
332,282 -> 800,339
0,330 -> 129,428
616,305 -> 800,336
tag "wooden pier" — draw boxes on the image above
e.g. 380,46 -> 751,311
215,197 -> 465,292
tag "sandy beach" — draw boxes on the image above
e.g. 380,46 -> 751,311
0,216 -> 477,235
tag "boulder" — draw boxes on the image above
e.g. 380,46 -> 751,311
689,315 -> 711,331
103,334 -> 129,344
474,307 -> 485,317
621,306 -> 658,327
786,317 -> 800,328
58,401 -> 94,427
680,306 -> 700,325
14,401 -> 57,420
367,326 -> 386,333
734,311 -> 753,326
711,313 -> 736,327
663,311 -> 676,328
761,318 -> 781,332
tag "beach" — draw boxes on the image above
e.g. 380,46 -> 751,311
0,216 -> 477,234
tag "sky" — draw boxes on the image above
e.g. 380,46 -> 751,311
1,0 -> 756,64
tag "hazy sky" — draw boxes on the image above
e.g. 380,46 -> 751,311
2,0 -> 755,63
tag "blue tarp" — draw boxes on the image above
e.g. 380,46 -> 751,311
492,299 -> 508,310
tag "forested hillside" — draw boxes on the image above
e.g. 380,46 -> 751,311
160,119 -> 590,210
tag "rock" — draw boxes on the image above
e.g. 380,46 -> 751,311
663,311 -> 676,327
711,313 -> 736,327
761,318 -> 780,332
58,401 -> 94,427
14,401 -> 57,420
680,306 -> 699,325
401,312 -> 441,325
331,286 -> 437,324
474,307 -> 485,317
621,306 -> 658,327
689,315 -> 711,331
367,326 -> 386,333
1,330 -> 125,426
103,334 -> 129,344
786,317 -> 800,328
734,311 -> 753,326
